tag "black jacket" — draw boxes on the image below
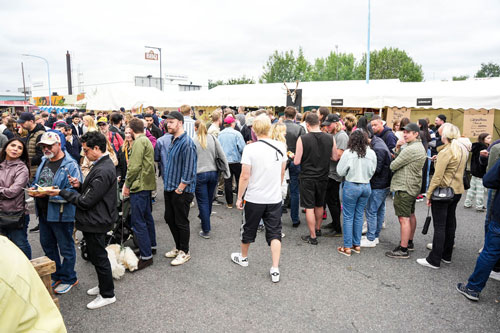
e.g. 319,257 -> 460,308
240,125 -> 252,142
470,142 -> 487,178
70,123 -> 84,137
370,136 -> 392,189
483,158 -> 500,223
284,119 -> 305,154
147,124 -> 163,139
59,155 -> 117,233
65,135 -> 82,163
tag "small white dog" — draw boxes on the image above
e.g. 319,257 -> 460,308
106,244 -> 139,279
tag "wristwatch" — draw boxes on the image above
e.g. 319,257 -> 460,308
176,188 -> 184,193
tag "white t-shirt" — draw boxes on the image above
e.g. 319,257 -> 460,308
240,139 -> 287,204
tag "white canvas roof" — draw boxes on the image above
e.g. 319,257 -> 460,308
83,79 -> 500,110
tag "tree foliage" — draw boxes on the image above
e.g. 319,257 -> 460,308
452,75 -> 469,81
354,47 -> 423,82
475,62 -> 500,78
259,48 -> 311,83
209,76 -> 255,89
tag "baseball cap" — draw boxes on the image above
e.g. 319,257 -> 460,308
165,111 -> 184,123
97,117 -> 108,125
321,114 -> 340,126
37,131 -> 61,146
224,115 -> 235,125
437,114 -> 447,122
403,123 -> 420,133
17,112 -> 35,124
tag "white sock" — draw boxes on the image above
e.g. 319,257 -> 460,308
270,267 -> 279,273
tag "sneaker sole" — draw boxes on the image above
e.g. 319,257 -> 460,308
385,253 -> 409,259
456,285 -> 479,301
54,280 -> 79,294
231,258 -> 248,267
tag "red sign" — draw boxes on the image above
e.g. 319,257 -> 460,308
145,50 -> 158,61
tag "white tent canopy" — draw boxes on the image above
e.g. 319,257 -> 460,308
83,79 -> 500,110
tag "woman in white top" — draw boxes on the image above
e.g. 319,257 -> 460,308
336,130 -> 377,256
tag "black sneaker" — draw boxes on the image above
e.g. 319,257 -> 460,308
385,246 -> 409,259
315,229 -> 322,237
456,283 -> 479,301
292,221 -> 301,228
29,224 -> 40,233
322,222 -> 335,229
407,242 -> 415,252
301,235 -> 318,245
323,230 -> 342,237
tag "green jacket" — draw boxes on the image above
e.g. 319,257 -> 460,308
390,139 -> 426,197
125,134 -> 156,193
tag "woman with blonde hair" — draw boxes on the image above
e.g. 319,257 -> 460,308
418,123 -> 468,269
194,120 -> 229,238
83,115 -> 98,134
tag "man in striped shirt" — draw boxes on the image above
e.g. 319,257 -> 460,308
161,111 -> 198,266
180,104 -> 195,139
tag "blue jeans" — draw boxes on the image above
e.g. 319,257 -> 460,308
130,190 -> 156,259
288,163 -> 301,224
484,189 -> 494,236
195,171 -> 218,233
466,219 -> 500,292
1,214 -> 32,259
39,215 -> 77,284
365,188 -> 389,241
342,182 -> 371,248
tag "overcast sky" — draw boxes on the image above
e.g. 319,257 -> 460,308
1,0 -> 499,95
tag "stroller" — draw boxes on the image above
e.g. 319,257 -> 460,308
80,196 -> 138,261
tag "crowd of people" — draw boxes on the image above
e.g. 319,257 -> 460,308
1,104 -> 500,317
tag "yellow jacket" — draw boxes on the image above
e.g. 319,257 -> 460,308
427,143 -> 468,198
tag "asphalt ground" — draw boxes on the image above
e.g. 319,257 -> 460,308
27,180 -> 499,332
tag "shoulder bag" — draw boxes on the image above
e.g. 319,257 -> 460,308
211,135 -> 228,174
431,148 -> 463,202
0,210 -> 25,230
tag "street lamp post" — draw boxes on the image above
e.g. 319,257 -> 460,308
22,54 -> 51,105
145,46 -> 162,91
366,0 -> 371,84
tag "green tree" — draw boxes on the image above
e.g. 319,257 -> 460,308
354,47 -> 424,82
452,75 -> 469,81
226,75 -> 255,85
208,79 -> 224,89
475,62 -> 500,78
311,52 -> 356,81
259,47 -> 312,83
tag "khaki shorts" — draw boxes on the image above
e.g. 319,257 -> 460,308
393,191 -> 416,218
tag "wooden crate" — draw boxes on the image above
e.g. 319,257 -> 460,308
30,256 -> 59,309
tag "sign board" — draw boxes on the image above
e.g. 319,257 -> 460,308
331,99 -> 343,106
286,89 -> 302,110
145,50 -> 158,61
417,98 -> 432,106
463,108 -> 494,138
386,107 -> 412,128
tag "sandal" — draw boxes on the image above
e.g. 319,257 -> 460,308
337,246 -> 351,257
352,245 -> 361,254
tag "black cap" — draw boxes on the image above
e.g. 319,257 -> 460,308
321,114 -> 340,126
403,123 -> 420,133
165,111 -> 184,123
437,114 -> 446,122
17,112 -> 35,124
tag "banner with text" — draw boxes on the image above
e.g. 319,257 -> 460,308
463,108 -> 494,138
386,107 -> 412,128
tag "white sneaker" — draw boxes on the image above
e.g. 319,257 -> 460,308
490,271 -> 500,281
416,258 -> 439,269
165,248 -> 179,258
426,243 -> 433,250
231,252 -> 248,267
270,267 -> 280,283
87,286 -> 99,296
360,237 -> 377,248
171,251 -> 191,266
87,295 -> 116,310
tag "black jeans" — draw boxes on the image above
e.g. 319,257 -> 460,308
83,232 -> 114,298
164,190 -> 194,253
427,194 -> 461,267
325,178 -> 342,232
224,163 -> 241,205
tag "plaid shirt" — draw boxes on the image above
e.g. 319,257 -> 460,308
390,139 -> 427,197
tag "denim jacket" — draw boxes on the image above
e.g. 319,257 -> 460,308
33,153 -> 83,222
218,127 -> 246,163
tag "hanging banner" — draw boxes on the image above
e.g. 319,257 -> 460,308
463,108 -> 494,138
386,107 -> 412,128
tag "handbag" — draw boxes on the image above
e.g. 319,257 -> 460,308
211,135 -> 227,174
463,169 -> 471,190
422,206 -> 432,235
431,148 -> 464,202
0,210 -> 25,230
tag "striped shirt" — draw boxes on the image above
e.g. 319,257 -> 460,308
183,116 -> 196,139
163,132 -> 197,193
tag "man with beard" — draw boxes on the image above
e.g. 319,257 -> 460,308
29,131 -> 82,294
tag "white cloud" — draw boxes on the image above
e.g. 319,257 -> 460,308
1,0 -> 499,93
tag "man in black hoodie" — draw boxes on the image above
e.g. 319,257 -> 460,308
370,115 -> 397,154
361,128 -> 392,248
46,131 -> 117,310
